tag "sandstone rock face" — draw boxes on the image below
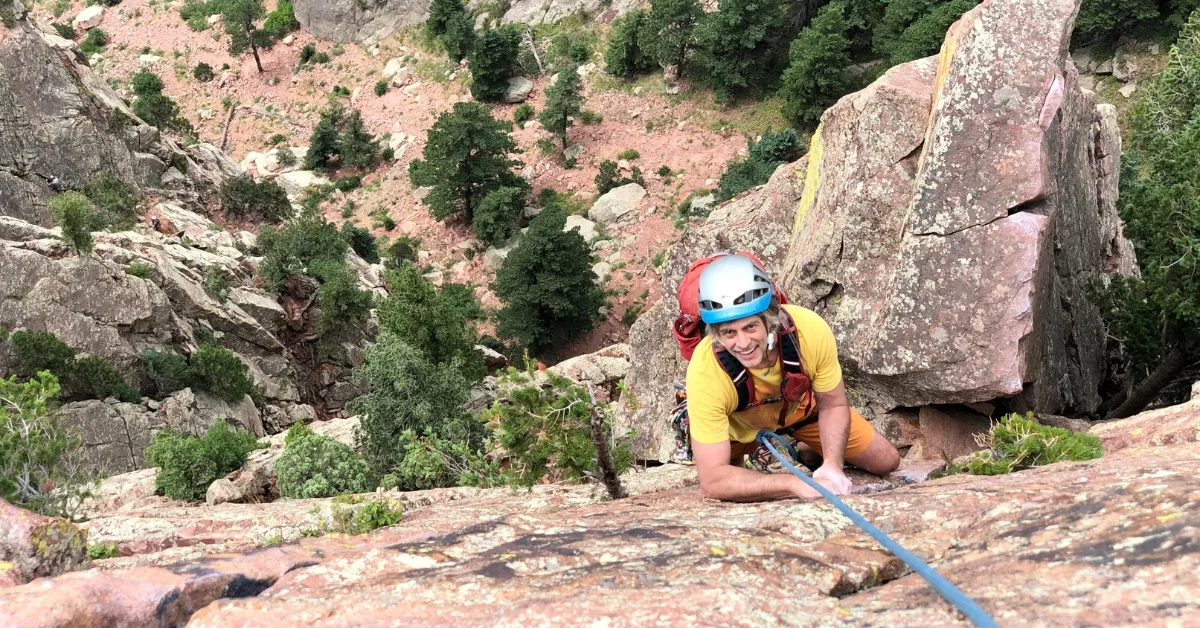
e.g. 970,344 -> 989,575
548,343 -> 630,401
0,499 -> 88,588
615,160 -> 805,461
71,5 -> 103,28
496,0 -> 642,25
588,182 -> 645,225
293,0 -> 429,44
3,406 -> 1197,625
0,13 -> 224,226
780,0 -> 1132,416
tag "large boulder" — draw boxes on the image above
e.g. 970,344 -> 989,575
0,499 -> 88,588
503,77 -> 534,103
618,0 -> 1134,461
0,12 -> 223,226
588,182 -> 645,225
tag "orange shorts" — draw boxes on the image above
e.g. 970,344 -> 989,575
728,407 -> 876,462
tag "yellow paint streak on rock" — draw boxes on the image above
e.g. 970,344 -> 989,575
792,124 -> 824,230
0,561 -> 12,571
710,547 -> 725,557
1157,512 -> 1182,522
1132,428 -> 1144,436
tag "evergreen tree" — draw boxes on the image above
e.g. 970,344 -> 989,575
694,0 -> 788,100
49,192 -> 96,256
473,186 -> 526,246
604,10 -> 653,77
408,101 -> 527,225
310,259 -> 373,337
778,1 -> 854,126
492,209 -> 605,357
469,26 -> 521,102
257,213 -> 348,290
339,110 -> 381,169
639,0 -> 702,72
130,70 -> 193,135
303,107 -> 342,170
427,0 -> 474,61
223,0 -> 276,73
538,63 -> 585,150
376,263 -> 485,381
873,0 -> 977,65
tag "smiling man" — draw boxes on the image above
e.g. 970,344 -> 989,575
684,254 -> 900,502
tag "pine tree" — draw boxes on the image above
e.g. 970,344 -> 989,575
469,26 -> 521,102
604,10 -> 653,78
778,1 -> 854,125
472,186 -> 526,245
304,107 -> 342,170
223,0 -> 276,73
539,64 -> 585,150
49,192 -> 96,256
639,0 -> 702,72
339,110 -> 380,169
492,209 -> 605,357
376,263 -> 485,381
694,0 -> 788,101
408,101 -> 527,225
427,0 -> 475,61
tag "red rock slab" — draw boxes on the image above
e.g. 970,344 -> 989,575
1091,398 -> 1200,455
0,498 -> 88,588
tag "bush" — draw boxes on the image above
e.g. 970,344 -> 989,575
374,80 -> 389,96
604,9 -> 653,78
880,0 -> 977,65
386,428 -> 500,490
50,192 -> 96,255
493,210 -> 605,357
330,497 -> 402,534
275,423 -> 375,498
146,422 -> 262,501
52,22 -> 76,39
341,221 -> 380,263
70,356 -> 139,403
472,185 -> 526,246
578,109 -> 603,125
513,103 -> 535,125
937,413 -> 1102,476
616,148 -> 640,161
334,175 -> 362,192
715,128 -> 802,202
595,160 -> 647,195
1074,0 -> 1164,45
469,26 -> 521,102
126,262 -> 151,278
482,368 -> 633,487
304,107 -> 341,170
299,43 -> 317,64
339,111 -> 380,169
262,0 -> 298,36
313,52 -> 330,64
311,260 -> 373,337
10,330 -> 77,378
275,146 -> 297,167
79,28 -> 108,54
349,334 -> 484,476
384,235 -> 421,270
257,214 -> 348,290
693,0 -> 788,100
0,372 -> 95,518
193,62 -> 216,82
130,71 -> 193,136
204,266 -> 230,302
188,343 -> 255,402
377,264 -> 485,380
219,175 -> 292,222
640,0 -> 702,73
779,1 -> 854,126
140,350 -> 193,397
83,171 -> 139,231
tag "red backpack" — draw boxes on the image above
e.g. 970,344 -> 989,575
672,253 -> 812,423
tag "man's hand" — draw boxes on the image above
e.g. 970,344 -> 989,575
812,464 -> 852,495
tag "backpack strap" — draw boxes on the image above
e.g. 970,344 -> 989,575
711,310 -> 814,421
714,347 -> 755,412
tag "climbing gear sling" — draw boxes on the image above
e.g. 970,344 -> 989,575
755,431 -> 998,628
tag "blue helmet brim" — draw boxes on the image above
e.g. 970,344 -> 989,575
699,290 -> 773,324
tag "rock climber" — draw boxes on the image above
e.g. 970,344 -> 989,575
47,175 -> 63,193
685,254 -> 900,502
150,215 -> 161,232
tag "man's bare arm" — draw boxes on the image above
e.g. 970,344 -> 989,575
814,382 -> 852,468
693,440 -> 820,502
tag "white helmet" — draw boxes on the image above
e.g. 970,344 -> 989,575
697,254 -> 774,324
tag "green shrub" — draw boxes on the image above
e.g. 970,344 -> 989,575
88,542 -> 120,560
339,111 -> 380,169
779,1 -> 854,126
50,192 -> 96,255
349,334 -> 484,476
373,80 -> 389,96
188,343 -> 255,402
328,497 -> 402,534
10,331 -> 76,378
204,266 -> 230,302
219,175 -> 292,222
275,423 -> 375,498
313,52 -> 330,64
384,235 -> 421,270
276,146 -> 297,167
193,62 -> 216,82
385,428 -> 500,490
513,103 -> 535,125
595,160 -> 646,195
341,221 -> 380,263
604,9 -> 653,78
311,260 -> 373,337
130,71 -> 193,136
656,165 -> 672,178
616,148 -> 640,161
715,128 -> 801,202
257,214 -> 348,290
693,0 -> 788,101
70,356 -> 139,403
469,26 -> 521,102
578,109 -> 603,125
140,349 -> 193,397
334,175 -> 362,192
52,22 -> 76,39
472,185 -> 526,246
482,368 -> 633,487
262,0 -> 298,36
299,43 -> 316,64
936,413 -> 1103,477
268,133 -> 288,146
79,28 -> 108,54
146,422 -> 262,501
82,171 -> 139,231
0,372 -> 95,519
377,264 -> 485,380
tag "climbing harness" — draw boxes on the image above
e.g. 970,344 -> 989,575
755,430 -> 998,628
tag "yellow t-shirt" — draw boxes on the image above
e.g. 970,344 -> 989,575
686,304 -> 843,444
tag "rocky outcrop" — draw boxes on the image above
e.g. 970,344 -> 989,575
2,399 -> 1197,625
0,10 -> 229,226
614,160 -> 805,461
619,0 -> 1134,461
0,498 -> 88,588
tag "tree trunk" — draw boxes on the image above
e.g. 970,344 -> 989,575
587,387 -> 627,500
251,39 -> 263,73
1106,345 -> 1193,419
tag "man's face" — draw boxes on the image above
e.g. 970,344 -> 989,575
718,315 -> 771,369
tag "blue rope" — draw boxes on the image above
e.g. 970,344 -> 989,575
755,430 -> 997,627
